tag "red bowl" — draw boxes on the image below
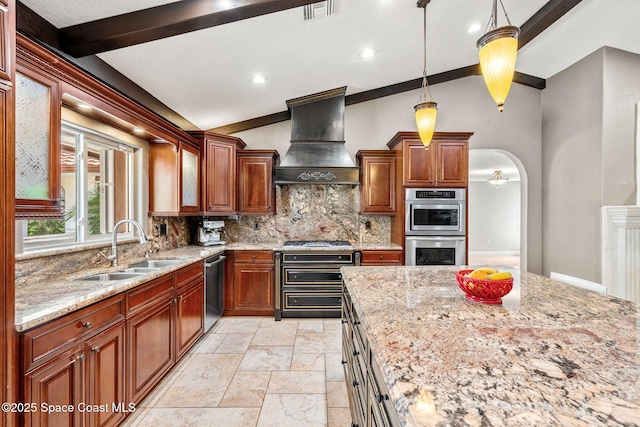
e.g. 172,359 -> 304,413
456,269 -> 513,304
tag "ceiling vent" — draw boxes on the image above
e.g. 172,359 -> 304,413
303,0 -> 336,20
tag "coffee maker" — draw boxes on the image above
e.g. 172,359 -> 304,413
196,219 -> 226,246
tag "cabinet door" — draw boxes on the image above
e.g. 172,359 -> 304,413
402,140 -> 435,187
15,64 -> 62,217
233,263 -> 274,314
180,143 -> 200,213
435,141 -> 468,187
23,346 -> 84,427
84,322 -> 126,427
237,153 -> 275,214
176,278 -> 204,359
203,138 -> 236,214
358,152 -> 395,215
126,297 -> 175,404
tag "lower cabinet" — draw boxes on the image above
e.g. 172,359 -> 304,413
126,295 -> 175,404
224,250 -> 274,316
20,260 -> 205,427
342,287 -> 400,427
360,250 -> 403,266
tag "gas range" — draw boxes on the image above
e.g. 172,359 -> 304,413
275,240 -> 359,321
283,240 -> 352,248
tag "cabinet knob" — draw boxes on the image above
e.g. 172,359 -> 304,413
178,295 -> 183,301
253,255 -> 257,259
341,359 -> 347,365
352,380 -> 359,387
173,298 -> 177,303
341,319 -> 348,324
77,354 -> 86,361
82,322 -> 92,329
293,298 -> 298,303
91,346 -> 101,353
293,274 -> 298,279
338,274 -> 342,279
353,350 -> 359,356
379,255 -> 383,260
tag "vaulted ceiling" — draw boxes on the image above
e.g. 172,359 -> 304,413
17,0 -> 640,134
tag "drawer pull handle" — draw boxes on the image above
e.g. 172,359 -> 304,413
91,346 -> 101,353
82,322 -> 92,329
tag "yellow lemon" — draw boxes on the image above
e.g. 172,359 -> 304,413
474,267 -> 498,275
469,269 -> 489,280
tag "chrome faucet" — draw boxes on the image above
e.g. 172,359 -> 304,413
100,219 -> 148,267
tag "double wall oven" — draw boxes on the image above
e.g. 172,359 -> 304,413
405,188 -> 466,266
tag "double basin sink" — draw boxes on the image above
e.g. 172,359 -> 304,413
77,259 -> 184,282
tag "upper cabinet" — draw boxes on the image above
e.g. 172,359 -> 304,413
356,150 -> 396,215
14,63 -> 63,218
149,140 -> 201,215
387,132 -> 472,188
237,150 -> 279,215
189,131 -> 246,216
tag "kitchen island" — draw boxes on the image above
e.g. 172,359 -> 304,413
340,266 -> 639,427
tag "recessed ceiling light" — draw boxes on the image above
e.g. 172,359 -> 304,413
468,23 -> 482,34
219,0 -> 233,9
252,75 -> 266,84
361,47 -> 375,59
78,102 -> 93,111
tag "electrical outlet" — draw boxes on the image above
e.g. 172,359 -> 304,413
254,222 -> 260,230
159,223 -> 167,236
365,221 -> 371,230
485,238 -> 490,244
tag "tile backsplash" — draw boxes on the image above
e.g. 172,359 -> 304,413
15,185 -> 390,286
224,184 -> 390,244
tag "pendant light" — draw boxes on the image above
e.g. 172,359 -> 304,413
477,0 -> 519,112
487,170 -> 509,187
414,1 -> 437,149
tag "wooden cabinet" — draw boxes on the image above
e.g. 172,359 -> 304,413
387,132 -> 472,188
14,61 -> 63,218
237,150 -> 279,214
21,296 -> 125,427
224,250 -> 275,316
125,261 -> 204,403
84,323 -> 126,427
190,131 -> 246,215
149,140 -> 201,215
357,151 -> 396,215
175,263 -> 204,359
360,250 -> 403,266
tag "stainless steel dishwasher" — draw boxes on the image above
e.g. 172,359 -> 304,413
204,254 -> 225,332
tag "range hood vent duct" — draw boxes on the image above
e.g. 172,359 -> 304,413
275,87 -> 359,185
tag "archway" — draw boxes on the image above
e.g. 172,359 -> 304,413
468,149 -> 528,271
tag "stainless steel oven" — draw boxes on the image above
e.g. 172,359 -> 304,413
405,188 -> 466,235
405,236 -> 466,266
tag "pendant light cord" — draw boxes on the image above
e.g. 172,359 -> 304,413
484,0 -> 513,32
420,5 -> 433,102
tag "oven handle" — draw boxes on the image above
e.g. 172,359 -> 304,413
405,236 -> 465,241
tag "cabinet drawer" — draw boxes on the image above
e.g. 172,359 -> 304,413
175,261 -> 203,288
283,292 -> 342,310
361,250 -> 402,265
126,275 -> 175,316
234,250 -> 273,263
22,296 -> 124,372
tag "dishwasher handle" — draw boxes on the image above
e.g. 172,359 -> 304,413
205,255 -> 226,267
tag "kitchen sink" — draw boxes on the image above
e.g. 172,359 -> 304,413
124,267 -> 162,273
77,272 -> 146,282
129,260 -> 184,268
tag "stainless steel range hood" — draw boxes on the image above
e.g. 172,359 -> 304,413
275,87 -> 359,185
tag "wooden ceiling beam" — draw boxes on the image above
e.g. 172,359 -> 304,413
59,0 -> 323,58
518,0 -> 584,49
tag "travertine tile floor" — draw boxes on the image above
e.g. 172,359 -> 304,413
122,316 -> 351,427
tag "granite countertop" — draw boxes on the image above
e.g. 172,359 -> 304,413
340,265 -> 640,427
15,241 -> 401,332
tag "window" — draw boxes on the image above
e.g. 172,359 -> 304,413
21,122 -> 139,252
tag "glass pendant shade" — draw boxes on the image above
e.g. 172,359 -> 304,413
487,170 -> 509,187
477,26 -> 519,112
414,102 -> 438,149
